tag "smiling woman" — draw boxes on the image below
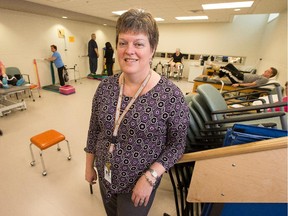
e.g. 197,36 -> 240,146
84,8 -> 190,216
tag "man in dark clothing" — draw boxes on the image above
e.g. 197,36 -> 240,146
88,33 -> 99,74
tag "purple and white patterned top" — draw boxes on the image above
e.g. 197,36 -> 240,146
85,73 -> 189,198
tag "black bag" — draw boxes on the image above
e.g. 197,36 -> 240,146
63,67 -> 69,82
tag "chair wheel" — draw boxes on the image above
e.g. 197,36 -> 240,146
30,161 -> 35,166
67,156 -> 72,160
42,171 -> 47,176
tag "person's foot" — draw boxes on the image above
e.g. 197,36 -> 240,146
2,77 -> 8,85
218,69 -> 226,78
3,83 -> 9,88
16,78 -> 25,86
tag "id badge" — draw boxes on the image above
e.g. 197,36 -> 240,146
104,162 -> 112,184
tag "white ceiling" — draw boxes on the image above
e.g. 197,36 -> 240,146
0,0 -> 286,26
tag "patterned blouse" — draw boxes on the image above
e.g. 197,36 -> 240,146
84,73 -> 189,198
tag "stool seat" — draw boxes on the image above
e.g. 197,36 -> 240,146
29,129 -> 71,176
30,129 -> 65,150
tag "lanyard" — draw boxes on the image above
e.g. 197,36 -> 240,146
108,70 -> 152,155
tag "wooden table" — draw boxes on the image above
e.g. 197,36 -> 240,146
192,76 -> 269,95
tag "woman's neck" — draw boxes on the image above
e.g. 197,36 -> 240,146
122,69 -> 151,85
120,70 -> 153,97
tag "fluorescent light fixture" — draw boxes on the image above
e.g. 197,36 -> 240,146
62,16 -> 68,19
268,13 -> 279,22
234,8 -> 241,11
112,10 -> 127,16
202,1 -> 254,10
175,16 -> 208,20
154,17 -> 164,21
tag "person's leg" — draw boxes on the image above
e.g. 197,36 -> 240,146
170,62 -> 176,74
89,57 -> 97,74
58,66 -> 65,86
99,181 -> 118,216
117,187 -> 158,216
219,63 -> 244,83
7,76 -> 17,86
107,64 -> 113,76
95,58 -> 98,74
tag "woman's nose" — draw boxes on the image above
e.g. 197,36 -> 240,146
124,43 -> 135,54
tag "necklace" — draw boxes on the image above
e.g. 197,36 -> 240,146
108,70 -> 152,153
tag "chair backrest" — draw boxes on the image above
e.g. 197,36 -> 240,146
197,84 -> 228,120
6,67 -> 21,77
191,94 -> 212,123
184,94 -> 194,104
188,101 -> 201,137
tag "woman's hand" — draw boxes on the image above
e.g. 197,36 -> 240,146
131,175 -> 154,207
232,83 -> 240,87
85,166 -> 97,185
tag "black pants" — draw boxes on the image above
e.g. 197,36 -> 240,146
57,66 -> 65,86
99,181 -> 159,216
1,75 -> 17,85
219,63 -> 244,84
89,57 -> 98,74
106,63 -> 113,76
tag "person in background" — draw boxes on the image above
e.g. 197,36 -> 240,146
268,81 -> 288,112
45,45 -> 65,86
84,9 -> 189,216
212,63 -> 278,87
0,60 -> 8,88
104,42 -> 114,76
88,33 -> 99,74
168,48 -> 184,74
0,60 -> 25,88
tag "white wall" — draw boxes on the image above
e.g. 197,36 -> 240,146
0,9 -> 117,86
0,8 -> 286,86
257,11 -> 287,82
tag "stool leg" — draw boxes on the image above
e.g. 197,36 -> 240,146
57,143 -> 61,151
29,143 -> 36,166
65,140 -> 72,160
39,151 -> 47,176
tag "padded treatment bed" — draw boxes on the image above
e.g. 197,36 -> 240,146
0,85 -> 29,116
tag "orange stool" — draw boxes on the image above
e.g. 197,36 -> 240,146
29,129 -> 72,176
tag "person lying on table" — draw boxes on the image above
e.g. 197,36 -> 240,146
211,63 -> 278,87
0,60 -> 25,88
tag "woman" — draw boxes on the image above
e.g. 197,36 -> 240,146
104,42 -> 114,76
168,48 -> 184,75
45,45 -> 65,86
85,9 -> 189,216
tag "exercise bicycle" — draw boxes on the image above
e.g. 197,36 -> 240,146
164,62 -> 184,81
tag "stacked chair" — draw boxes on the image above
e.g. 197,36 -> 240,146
167,84 -> 287,216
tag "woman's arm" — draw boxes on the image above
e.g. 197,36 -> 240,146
0,63 -> 6,76
85,153 -> 97,184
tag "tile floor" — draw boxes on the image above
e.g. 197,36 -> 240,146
0,77 -> 194,216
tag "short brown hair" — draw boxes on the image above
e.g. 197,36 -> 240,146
50,45 -> 57,50
116,9 -> 159,52
270,67 -> 277,78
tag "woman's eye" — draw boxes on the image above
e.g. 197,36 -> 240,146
118,42 -> 126,47
135,43 -> 144,48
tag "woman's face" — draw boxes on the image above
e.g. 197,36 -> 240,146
117,32 -> 154,75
